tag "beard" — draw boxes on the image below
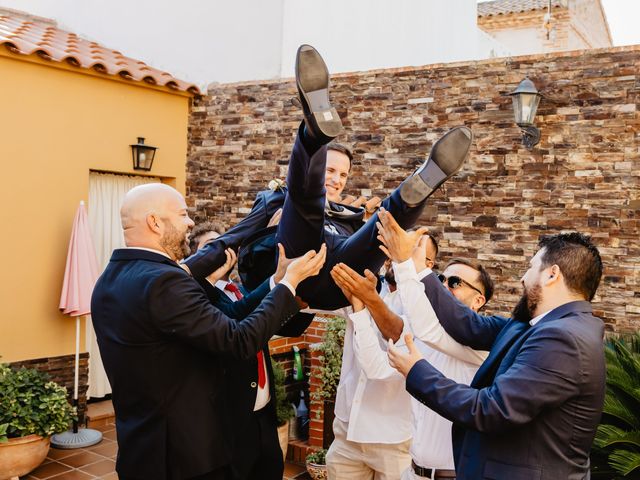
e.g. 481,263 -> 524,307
159,222 -> 191,261
511,283 -> 542,323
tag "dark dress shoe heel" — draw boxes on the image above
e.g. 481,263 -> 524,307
400,126 -> 473,207
295,44 -> 343,142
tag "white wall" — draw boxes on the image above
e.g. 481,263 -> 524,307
1,0 -> 508,89
279,0 -> 490,76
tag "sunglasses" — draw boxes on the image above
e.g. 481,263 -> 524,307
438,273 -> 484,296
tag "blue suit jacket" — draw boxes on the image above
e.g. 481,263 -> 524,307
407,273 -> 605,480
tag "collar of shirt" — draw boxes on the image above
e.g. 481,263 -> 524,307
124,246 -> 172,260
529,309 -> 551,326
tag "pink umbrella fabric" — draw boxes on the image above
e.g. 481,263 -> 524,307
59,201 -> 100,316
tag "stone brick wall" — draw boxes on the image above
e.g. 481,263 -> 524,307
188,45 -> 640,333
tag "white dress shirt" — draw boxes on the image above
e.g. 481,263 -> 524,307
394,259 -> 488,469
333,289 -> 414,444
214,280 -> 271,412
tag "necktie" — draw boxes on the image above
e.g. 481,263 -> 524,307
224,282 -> 267,389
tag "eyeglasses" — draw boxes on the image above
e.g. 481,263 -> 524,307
438,273 -> 484,296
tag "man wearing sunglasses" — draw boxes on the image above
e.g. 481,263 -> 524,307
379,210 -> 605,480
331,232 -> 492,480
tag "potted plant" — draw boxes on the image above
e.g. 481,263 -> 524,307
590,333 -> 640,479
310,315 -> 345,447
0,363 -> 76,479
272,357 -> 295,460
306,448 -> 328,479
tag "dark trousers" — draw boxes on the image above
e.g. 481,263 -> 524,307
229,408 -> 284,480
119,466 -> 231,480
185,123 -> 426,310
276,128 -> 426,310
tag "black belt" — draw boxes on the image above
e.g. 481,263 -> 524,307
411,460 -> 456,479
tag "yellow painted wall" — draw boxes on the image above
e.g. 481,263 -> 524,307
0,52 -> 192,362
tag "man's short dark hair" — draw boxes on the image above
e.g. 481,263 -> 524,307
327,142 -> 353,169
538,233 -> 602,301
445,258 -> 494,304
189,221 -> 225,255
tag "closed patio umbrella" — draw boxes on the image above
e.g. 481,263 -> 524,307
52,201 -> 103,449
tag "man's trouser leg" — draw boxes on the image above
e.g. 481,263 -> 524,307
297,183 -> 428,310
276,123 -> 328,258
327,418 -> 411,480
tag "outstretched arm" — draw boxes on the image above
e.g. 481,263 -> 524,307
377,208 -> 506,350
388,328 -> 581,433
330,263 -> 404,342
394,258 -> 487,366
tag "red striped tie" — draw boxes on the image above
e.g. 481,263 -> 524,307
225,282 -> 266,388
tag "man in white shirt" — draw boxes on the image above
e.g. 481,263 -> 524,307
331,230 -> 493,480
321,234 -> 437,479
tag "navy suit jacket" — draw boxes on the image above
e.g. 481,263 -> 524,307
91,249 -> 299,480
408,273 -> 605,480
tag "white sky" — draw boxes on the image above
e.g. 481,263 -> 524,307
478,0 -> 640,46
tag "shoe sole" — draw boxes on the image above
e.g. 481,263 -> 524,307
296,45 -> 343,138
400,126 -> 473,207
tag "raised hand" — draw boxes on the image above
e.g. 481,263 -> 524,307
282,244 -> 327,289
330,263 -> 379,306
330,268 -> 365,312
205,248 -> 237,284
274,243 -> 294,283
387,334 -> 424,377
376,208 -> 429,263
412,235 -> 430,273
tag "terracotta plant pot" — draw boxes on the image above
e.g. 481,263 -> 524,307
306,461 -> 328,480
0,435 -> 50,480
277,420 -> 289,461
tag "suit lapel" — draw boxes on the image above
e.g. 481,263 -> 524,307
471,320 -> 530,388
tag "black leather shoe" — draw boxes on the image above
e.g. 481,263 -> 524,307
400,126 -> 473,207
295,44 -> 343,144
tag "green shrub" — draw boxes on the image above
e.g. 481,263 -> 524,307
0,364 -> 76,442
590,334 -> 640,479
306,448 -> 327,465
272,357 -> 295,426
310,316 -> 345,403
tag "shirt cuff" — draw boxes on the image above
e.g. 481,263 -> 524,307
393,258 -> 419,283
349,308 -> 372,327
278,279 -> 296,297
269,275 -> 276,290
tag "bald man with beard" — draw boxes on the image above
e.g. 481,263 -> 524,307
91,184 -> 326,480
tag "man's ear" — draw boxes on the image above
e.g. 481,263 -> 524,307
426,260 -> 435,270
473,294 -> 486,312
147,214 -> 161,234
545,264 -> 562,286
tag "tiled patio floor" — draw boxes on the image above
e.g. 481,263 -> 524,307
21,421 -> 310,479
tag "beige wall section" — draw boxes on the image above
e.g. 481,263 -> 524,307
0,52 -> 191,362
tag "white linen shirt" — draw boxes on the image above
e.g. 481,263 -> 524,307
334,298 -> 413,444
393,258 -> 489,469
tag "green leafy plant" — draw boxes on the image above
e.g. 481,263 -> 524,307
272,356 -> 295,426
0,364 -> 76,443
306,448 -> 327,465
310,316 -> 345,403
590,334 -> 640,479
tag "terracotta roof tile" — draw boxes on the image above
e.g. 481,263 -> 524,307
478,0 -> 565,17
0,10 -> 200,94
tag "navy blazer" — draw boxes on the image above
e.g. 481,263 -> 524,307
408,273 -> 605,480
91,249 -> 299,480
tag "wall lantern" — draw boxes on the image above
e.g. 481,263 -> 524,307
508,78 -> 542,149
130,137 -> 157,171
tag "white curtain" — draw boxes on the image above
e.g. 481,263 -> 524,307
87,172 -> 160,398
